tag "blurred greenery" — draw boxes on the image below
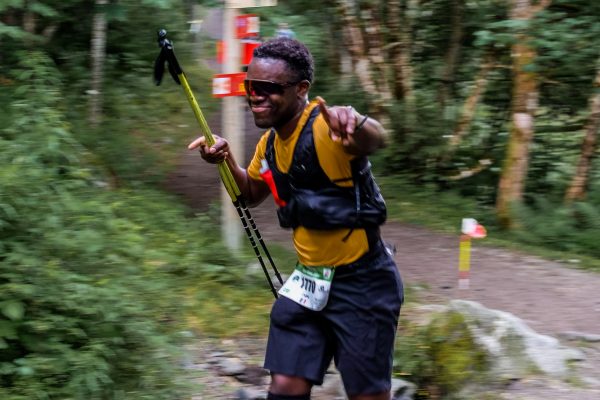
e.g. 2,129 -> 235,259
1,0 -> 600,398
0,47 -> 290,397
380,176 -> 600,271
0,3 -> 283,398
394,312 -> 489,399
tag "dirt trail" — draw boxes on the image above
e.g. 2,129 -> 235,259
166,105 -> 600,399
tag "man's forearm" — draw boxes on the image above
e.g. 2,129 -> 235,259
223,152 -> 248,198
225,154 -> 268,206
352,114 -> 388,155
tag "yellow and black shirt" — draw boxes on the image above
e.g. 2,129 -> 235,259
247,100 -> 375,266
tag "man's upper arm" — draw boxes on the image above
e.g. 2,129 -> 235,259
247,132 -> 269,180
245,132 -> 272,206
245,176 -> 270,207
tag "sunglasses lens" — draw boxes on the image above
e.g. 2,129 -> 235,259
244,80 -> 285,96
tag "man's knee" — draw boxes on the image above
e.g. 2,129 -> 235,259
269,373 -> 312,398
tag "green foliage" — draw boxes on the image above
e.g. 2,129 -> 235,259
91,58 -> 218,183
0,0 -> 212,185
0,263 -> 184,400
534,1 -> 600,108
0,48 -> 273,399
382,0 -> 600,260
0,51 -> 182,399
524,110 -> 589,201
394,312 -> 488,399
511,198 -> 600,258
382,176 -> 600,268
0,22 -> 27,39
0,0 -> 25,13
380,177 -> 496,234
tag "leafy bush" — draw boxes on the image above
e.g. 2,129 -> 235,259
380,176 -> 495,234
394,312 -> 488,399
512,198 -> 600,258
0,50 -> 249,399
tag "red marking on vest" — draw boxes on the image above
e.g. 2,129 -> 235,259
260,161 -> 287,207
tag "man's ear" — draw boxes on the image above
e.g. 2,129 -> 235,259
297,80 -> 311,98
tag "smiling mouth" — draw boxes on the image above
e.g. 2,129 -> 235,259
251,105 -> 270,114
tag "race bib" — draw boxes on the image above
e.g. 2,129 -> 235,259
279,264 -> 335,311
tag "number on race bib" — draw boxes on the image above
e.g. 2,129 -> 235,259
279,264 -> 335,311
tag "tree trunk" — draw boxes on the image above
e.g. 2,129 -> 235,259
16,2 -> 57,43
334,0 -> 392,127
388,0 -> 417,120
439,0 -> 464,107
564,60 -> 600,203
361,3 -> 394,106
496,0 -> 549,228
89,0 -> 108,127
447,54 -> 494,151
23,0 -> 36,48
23,2 -> 36,35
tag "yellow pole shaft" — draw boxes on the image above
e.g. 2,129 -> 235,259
178,72 -> 242,200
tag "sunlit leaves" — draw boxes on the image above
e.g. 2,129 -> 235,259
0,0 -> 24,13
0,22 -> 27,39
29,2 -> 58,17
1,301 -> 25,321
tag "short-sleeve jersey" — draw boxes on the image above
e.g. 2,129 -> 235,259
247,100 -> 370,266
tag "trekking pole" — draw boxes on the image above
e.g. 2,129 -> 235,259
153,29 -> 282,297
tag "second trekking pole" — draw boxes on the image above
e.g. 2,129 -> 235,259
153,29 -> 282,298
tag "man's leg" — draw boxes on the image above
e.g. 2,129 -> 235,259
327,244 -> 403,400
268,374 -> 312,399
264,297 -> 332,399
348,391 -> 390,400
267,373 -> 391,400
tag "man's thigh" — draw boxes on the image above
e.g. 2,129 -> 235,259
264,296 -> 333,386
326,248 -> 403,396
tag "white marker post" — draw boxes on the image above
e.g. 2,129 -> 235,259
458,218 -> 487,290
221,2 -> 243,250
219,0 -> 277,251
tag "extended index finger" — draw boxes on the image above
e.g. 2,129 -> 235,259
317,96 -> 332,127
187,136 -> 206,150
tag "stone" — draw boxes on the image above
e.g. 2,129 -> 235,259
392,378 -> 417,400
559,331 -> 600,343
218,357 -> 246,376
449,300 -> 585,378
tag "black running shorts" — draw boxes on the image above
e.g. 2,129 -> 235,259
264,241 -> 404,396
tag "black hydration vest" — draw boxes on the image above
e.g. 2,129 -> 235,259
264,107 -> 387,235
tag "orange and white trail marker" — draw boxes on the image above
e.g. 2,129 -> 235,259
458,218 -> 487,290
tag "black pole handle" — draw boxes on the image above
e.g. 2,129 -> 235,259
154,29 -> 182,85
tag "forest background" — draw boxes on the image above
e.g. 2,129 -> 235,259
1,0 -> 599,399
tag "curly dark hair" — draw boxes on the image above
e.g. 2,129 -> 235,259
253,37 -> 314,83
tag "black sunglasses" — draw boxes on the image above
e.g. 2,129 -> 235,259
244,79 -> 301,96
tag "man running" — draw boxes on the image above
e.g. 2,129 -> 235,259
189,37 -> 403,400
